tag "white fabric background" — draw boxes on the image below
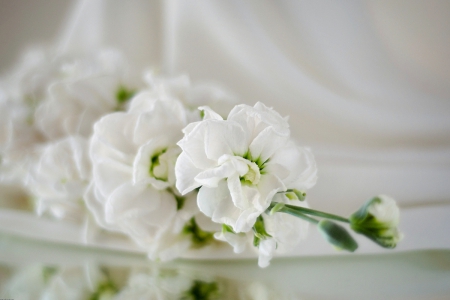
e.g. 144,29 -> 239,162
1,0 -> 449,254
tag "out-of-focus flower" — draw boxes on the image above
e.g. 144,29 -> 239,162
175,102 -> 317,234
144,73 -> 236,119
0,49 -> 139,188
26,136 -> 90,223
35,50 -> 138,140
86,94 -> 215,260
350,195 -> 402,248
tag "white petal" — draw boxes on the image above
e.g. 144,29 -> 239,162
174,152 -> 203,194
256,173 -> 285,211
194,161 -> 236,188
198,105 -> 223,120
227,173 -> 248,210
93,158 -> 132,197
249,127 -> 288,162
106,182 -> 177,241
257,238 -> 277,268
91,112 -> 138,159
197,182 -> 226,219
268,142 -> 317,190
214,231 -> 248,253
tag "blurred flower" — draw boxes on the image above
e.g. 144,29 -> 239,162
35,49 -> 138,140
26,136 -> 90,223
86,94 -> 214,260
145,73 -> 236,119
350,195 -> 402,248
0,48 -> 139,195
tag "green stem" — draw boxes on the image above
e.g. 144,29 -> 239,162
268,202 -> 350,223
278,206 -> 319,224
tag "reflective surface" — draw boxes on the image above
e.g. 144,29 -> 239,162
1,232 -> 449,299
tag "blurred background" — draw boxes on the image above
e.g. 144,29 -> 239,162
1,0 -> 449,215
0,0 -> 450,298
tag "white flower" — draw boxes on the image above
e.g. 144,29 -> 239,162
0,97 -> 43,184
0,49 -> 139,188
26,136 -> 90,222
86,93 -> 211,259
145,73 -> 236,118
175,102 -> 317,233
35,50 -> 138,140
350,195 -> 403,248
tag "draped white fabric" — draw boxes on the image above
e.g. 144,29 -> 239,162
2,0 -> 449,255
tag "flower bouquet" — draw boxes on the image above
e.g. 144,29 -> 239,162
0,49 -> 402,268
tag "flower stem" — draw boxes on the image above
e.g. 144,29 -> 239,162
273,206 -> 320,224
268,202 -> 350,223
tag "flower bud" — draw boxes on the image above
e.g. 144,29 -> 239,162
318,220 -> 358,252
292,189 -> 307,201
350,195 -> 402,248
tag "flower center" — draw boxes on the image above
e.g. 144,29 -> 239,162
149,148 -> 168,181
241,160 -> 261,185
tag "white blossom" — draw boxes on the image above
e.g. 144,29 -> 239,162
0,49 -> 139,191
26,136 -> 90,222
175,102 -> 317,233
86,93 -> 210,259
35,49 -> 138,140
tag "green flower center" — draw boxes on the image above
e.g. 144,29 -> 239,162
241,161 -> 261,185
149,148 -> 168,181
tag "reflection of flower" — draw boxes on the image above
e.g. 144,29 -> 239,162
2,265 -> 122,300
1,264 -> 50,300
27,136 -> 90,222
115,268 -> 192,300
175,102 -> 317,234
350,195 -> 402,248
42,266 -> 118,300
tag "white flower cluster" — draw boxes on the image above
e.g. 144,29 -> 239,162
1,48 -> 401,268
1,48 -> 139,221
0,49 -> 240,261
